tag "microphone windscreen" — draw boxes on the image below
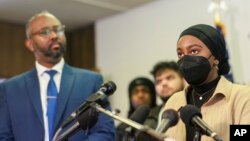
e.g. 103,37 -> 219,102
101,81 -> 117,95
162,109 -> 179,127
179,104 -> 202,126
119,104 -> 150,130
130,104 -> 150,124
77,107 -> 98,130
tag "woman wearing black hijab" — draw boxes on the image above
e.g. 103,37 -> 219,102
164,24 -> 250,141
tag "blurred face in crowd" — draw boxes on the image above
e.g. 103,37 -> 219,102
131,85 -> 152,108
25,13 -> 66,68
155,69 -> 185,102
177,35 -> 219,85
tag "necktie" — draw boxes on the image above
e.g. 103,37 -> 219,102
46,70 -> 58,141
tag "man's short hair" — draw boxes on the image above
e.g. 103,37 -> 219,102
25,11 -> 60,39
150,61 -> 183,78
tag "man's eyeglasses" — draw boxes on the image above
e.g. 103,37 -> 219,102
30,25 -> 66,38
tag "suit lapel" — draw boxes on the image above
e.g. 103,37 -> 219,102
25,69 -> 44,126
54,64 -> 75,130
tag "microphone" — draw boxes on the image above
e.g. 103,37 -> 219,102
60,81 -> 116,128
54,107 -> 98,141
180,105 -> 222,141
126,105 -> 150,140
116,105 -> 150,141
54,81 -> 117,141
56,105 -> 149,141
119,104 -> 150,130
155,109 -> 179,133
130,105 -> 150,124
96,104 -> 166,141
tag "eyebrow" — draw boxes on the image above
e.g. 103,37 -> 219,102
177,44 -> 203,51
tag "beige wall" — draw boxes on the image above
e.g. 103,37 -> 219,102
95,0 -> 248,120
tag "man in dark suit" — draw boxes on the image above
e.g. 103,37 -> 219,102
0,11 -> 115,141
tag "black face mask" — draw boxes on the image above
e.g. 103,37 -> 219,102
178,55 -> 211,85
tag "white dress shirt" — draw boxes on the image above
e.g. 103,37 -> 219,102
36,58 -> 64,141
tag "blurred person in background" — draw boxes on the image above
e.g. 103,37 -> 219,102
116,77 -> 157,141
144,61 -> 186,129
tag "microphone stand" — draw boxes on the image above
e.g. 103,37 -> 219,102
94,104 -> 166,141
193,131 -> 201,141
54,102 -> 98,141
125,127 -> 136,141
54,122 -> 81,141
54,103 -> 166,141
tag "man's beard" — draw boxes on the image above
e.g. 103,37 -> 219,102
42,42 -> 66,60
160,96 -> 170,103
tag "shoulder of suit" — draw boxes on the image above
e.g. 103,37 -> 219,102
2,68 -> 36,85
66,65 -> 101,77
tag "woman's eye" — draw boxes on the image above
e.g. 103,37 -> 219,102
191,50 -> 198,54
177,52 -> 184,58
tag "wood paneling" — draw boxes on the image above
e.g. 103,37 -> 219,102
66,24 -> 95,70
0,21 -> 96,78
0,21 -> 34,78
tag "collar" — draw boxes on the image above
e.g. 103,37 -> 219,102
184,76 -> 232,103
213,76 -> 232,101
36,58 -> 65,76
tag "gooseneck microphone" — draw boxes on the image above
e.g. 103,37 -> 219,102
53,81 -> 116,141
155,109 -> 179,133
60,81 -> 116,128
180,105 -> 222,141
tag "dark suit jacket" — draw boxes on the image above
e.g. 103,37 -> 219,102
0,64 -> 115,141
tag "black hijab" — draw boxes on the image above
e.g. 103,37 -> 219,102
179,24 -> 230,75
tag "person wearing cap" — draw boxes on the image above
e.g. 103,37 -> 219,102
127,77 -> 157,117
116,77 -> 157,141
164,24 -> 250,141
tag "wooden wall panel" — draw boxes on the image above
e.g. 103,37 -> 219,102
66,24 -> 95,70
0,21 -> 34,78
0,21 -> 95,78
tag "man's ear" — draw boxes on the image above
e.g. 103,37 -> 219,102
25,39 -> 34,52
